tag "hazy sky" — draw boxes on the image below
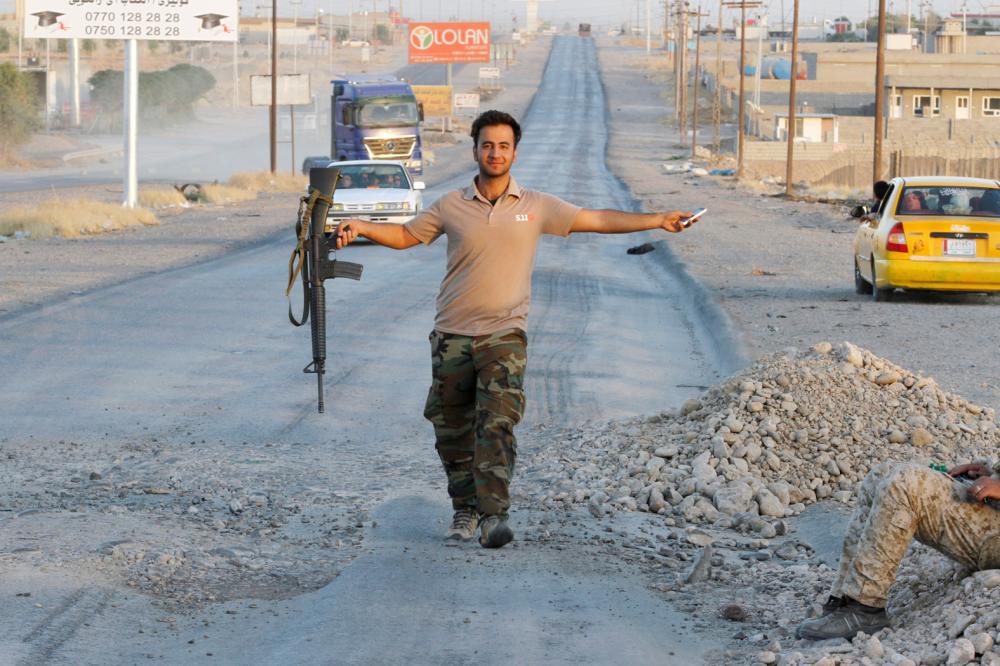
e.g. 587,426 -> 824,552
2,1 -> 991,29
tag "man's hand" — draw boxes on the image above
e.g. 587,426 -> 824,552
335,221 -> 362,250
660,210 -> 694,233
968,477 -> 1000,503
948,463 -> 993,479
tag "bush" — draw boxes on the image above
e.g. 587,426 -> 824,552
0,27 -> 11,53
0,63 -> 40,162
88,64 -> 216,129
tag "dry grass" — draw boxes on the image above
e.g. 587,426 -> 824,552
0,199 -> 159,239
200,184 -> 258,204
227,171 -> 306,193
138,187 -> 188,208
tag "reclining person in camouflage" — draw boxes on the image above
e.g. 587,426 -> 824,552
797,461 -> 1000,640
333,110 -> 694,549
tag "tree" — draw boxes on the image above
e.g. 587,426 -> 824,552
336,27 -> 349,42
0,63 -> 40,161
81,39 -> 96,54
374,23 -> 391,44
0,27 -> 11,53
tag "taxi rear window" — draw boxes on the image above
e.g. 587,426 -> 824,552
895,186 -> 1000,217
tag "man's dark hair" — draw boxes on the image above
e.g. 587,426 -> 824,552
471,110 -> 522,147
873,180 -> 890,201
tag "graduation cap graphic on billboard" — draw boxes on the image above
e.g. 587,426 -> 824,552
195,13 -> 228,30
32,11 -> 64,28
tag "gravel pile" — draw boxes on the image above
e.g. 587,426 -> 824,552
522,341 -> 1000,665
527,341 -> 999,535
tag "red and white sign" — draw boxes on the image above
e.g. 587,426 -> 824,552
408,22 -> 491,64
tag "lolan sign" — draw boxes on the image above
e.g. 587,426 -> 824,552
408,22 -> 490,64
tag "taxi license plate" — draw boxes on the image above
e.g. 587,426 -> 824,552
944,239 -> 976,256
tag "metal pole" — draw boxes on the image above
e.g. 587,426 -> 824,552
446,62 -> 453,131
123,39 -> 138,208
70,38 -> 81,127
713,0 -> 722,153
271,0 -> 278,173
290,105 -> 296,174
691,7 -> 703,157
45,39 -> 51,130
16,0 -> 23,67
233,40 -> 239,109
679,3 -> 688,139
754,12 -> 764,109
330,0 -> 335,72
737,3 -> 747,178
646,0 -> 652,54
874,0 -> 887,182
785,0 -> 799,196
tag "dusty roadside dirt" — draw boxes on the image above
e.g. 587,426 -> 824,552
598,41 -> 1000,411
0,37 -> 551,319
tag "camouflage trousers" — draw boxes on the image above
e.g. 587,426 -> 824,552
831,462 -> 1000,608
423,328 -> 527,519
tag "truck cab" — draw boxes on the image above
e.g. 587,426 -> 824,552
330,78 -> 424,176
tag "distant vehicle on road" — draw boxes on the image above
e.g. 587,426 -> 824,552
316,160 -> 425,234
303,77 -> 425,177
578,23 -> 591,37
852,176 -> 1000,300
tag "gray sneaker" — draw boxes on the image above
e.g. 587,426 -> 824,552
795,605 -> 890,640
478,515 -> 514,549
446,508 -> 478,541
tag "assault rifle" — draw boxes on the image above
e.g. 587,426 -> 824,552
287,167 -> 363,413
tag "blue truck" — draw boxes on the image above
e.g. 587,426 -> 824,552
322,77 -> 425,176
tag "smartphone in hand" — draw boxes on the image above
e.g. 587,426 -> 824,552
680,207 -> 707,227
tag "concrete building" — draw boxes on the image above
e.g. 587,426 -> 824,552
773,112 -> 839,143
885,75 -> 1000,120
935,18 -> 968,54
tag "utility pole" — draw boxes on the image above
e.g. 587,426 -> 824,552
712,0 -> 723,154
677,2 -> 688,138
874,0 -> 887,183
724,0 -> 761,179
784,0 -> 800,196
270,0 -> 278,173
691,6 -> 709,158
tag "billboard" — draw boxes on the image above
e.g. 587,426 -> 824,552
408,22 -> 491,64
250,74 -> 312,107
412,85 -> 453,118
23,0 -> 239,42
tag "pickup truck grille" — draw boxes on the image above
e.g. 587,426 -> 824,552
363,136 -> 416,159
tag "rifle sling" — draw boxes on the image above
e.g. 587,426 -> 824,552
286,189 -> 333,327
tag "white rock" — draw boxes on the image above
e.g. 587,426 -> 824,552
757,650 -> 777,665
756,488 -> 784,517
971,633 -> 995,656
948,638 -> 976,666
865,635 -> 885,659
713,482 -> 754,516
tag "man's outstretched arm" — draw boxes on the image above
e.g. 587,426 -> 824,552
570,209 -> 693,234
335,220 -> 422,250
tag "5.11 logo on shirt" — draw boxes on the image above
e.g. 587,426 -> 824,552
514,214 -> 534,222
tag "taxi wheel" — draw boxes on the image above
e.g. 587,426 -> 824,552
854,258 -> 872,295
871,258 -> 893,302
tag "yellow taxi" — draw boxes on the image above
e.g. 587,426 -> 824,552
853,176 -> 1000,301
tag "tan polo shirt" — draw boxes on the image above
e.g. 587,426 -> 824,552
404,176 -> 581,336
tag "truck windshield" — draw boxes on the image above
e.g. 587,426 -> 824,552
357,98 -> 419,128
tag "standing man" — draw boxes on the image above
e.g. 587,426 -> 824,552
335,110 -> 696,549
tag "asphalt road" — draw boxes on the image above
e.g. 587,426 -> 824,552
0,36 -> 738,664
